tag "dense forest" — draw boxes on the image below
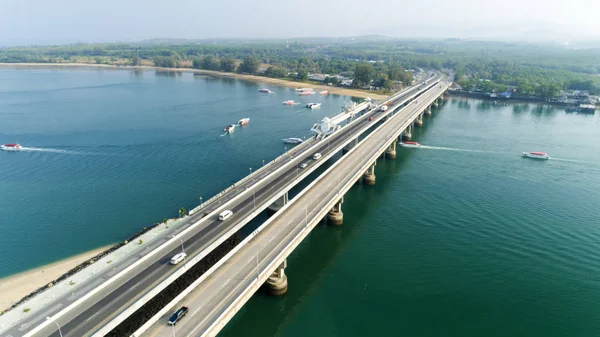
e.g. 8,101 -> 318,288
1,37 -> 599,95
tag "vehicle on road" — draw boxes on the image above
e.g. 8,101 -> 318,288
218,210 -> 233,221
369,117 -> 374,121
300,162 -> 308,169
170,253 -> 187,265
312,153 -> 322,160
168,306 -> 189,325
380,105 -> 388,111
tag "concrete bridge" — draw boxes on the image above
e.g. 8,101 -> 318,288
137,80 -> 450,337
10,75 -> 447,337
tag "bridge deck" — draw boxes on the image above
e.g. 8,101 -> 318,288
141,82 -> 449,337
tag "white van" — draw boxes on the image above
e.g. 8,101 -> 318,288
218,210 -> 233,221
170,252 -> 187,265
312,153 -> 322,160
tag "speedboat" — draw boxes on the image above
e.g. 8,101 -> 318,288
522,151 -> 549,160
258,88 -> 272,93
224,124 -> 236,133
306,103 -> 321,109
298,91 -> 313,96
282,138 -> 303,144
283,100 -> 296,105
238,118 -> 250,126
295,88 -> 313,92
400,141 -> 421,148
320,90 -> 328,95
1,143 -> 22,151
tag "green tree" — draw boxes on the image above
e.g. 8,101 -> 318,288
353,63 -> 375,87
130,55 -> 141,66
220,57 -> 237,72
264,66 -> 287,78
202,55 -> 220,70
296,69 -> 308,80
192,57 -> 202,69
238,55 -> 260,74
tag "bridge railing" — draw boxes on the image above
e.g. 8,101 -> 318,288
199,82 -> 448,337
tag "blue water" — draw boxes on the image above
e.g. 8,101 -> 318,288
0,68 -> 353,278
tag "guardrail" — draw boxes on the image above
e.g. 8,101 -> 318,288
200,82 -> 449,337
31,81 -> 440,337
128,81 -> 441,337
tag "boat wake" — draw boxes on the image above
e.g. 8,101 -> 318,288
549,157 -> 600,165
21,147 -> 82,154
419,145 -> 490,153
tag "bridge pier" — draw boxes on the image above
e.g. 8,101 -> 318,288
267,192 -> 288,215
402,124 -> 412,140
424,106 -> 432,116
384,140 -> 397,159
343,138 -> 358,154
265,259 -> 288,296
415,113 -> 423,127
363,162 -> 376,185
327,197 -> 344,226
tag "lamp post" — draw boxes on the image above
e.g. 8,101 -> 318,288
46,317 -> 63,337
262,159 -> 265,167
199,196 -> 203,208
173,235 -> 185,254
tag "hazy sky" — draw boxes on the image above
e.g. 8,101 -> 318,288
2,0 -> 600,45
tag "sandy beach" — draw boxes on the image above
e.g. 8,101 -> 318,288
0,63 -> 388,100
0,246 -> 111,310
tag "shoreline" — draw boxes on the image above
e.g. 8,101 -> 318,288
0,62 -> 388,100
0,245 -> 112,310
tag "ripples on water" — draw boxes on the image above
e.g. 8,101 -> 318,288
219,97 -> 600,337
0,68 -> 353,277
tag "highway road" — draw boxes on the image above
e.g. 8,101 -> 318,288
15,84 -> 432,337
142,82 -> 448,337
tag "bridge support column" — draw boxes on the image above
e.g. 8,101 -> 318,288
424,106 -> 432,116
363,162 -> 376,185
265,259 -> 288,296
327,197 -> 344,226
402,124 -> 412,140
415,113 -> 423,127
267,192 -> 288,215
384,141 -> 397,159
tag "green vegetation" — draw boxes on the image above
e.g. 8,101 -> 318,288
1,38 -> 599,96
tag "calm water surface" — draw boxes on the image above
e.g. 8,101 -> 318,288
2,69 -> 600,336
0,68 -> 352,277
220,99 -> 600,337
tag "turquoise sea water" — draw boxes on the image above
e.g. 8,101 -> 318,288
3,69 -> 600,336
0,68 -> 352,278
219,99 -> 600,337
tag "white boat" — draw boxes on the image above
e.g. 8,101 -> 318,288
224,124 -> 236,133
320,90 -> 328,95
400,141 -> 421,148
282,138 -> 303,144
522,151 -> 549,160
238,118 -> 250,126
295,88 -> 313,92
258,88 -> 272,93
283,100 -> 297,105
298,91 -> 314,96
306,103 -> 321,109
1,143 -> 22,151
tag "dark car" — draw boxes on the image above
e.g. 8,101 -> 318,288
168,306 -> 189,325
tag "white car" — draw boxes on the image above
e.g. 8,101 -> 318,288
312,153 -> 322,160
300,163 -> 308,169
170,252 -> 187,265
